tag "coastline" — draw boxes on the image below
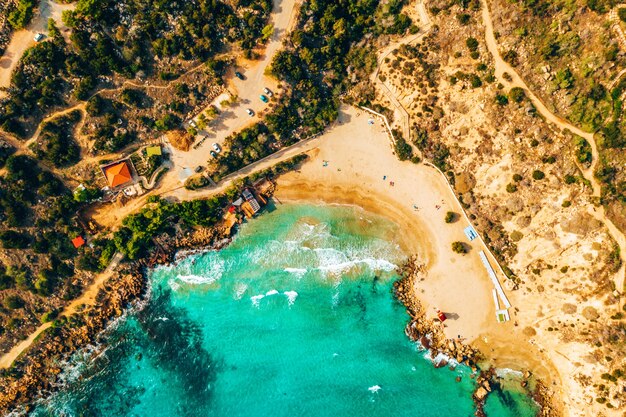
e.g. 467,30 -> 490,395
270,106 -> 564,414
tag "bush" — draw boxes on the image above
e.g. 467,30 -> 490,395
532,170 -> 545,180
451,241 -> 468,254
469,74 -> 482,88
3,295 -> 24,310
8,0 -> 36,29
444,211 -> 456,223
0,230 -> 31,249
394,137 -> 413,161
466,37 -> 479,51
509,87 -> 525,103
512,173 -> 523,182
502,50 -> 518,66
456,13 -> 470,25
564,174 -> 577,184
495,94 -> 509,106
41,310 -> 59,323
506,183 -> 517,193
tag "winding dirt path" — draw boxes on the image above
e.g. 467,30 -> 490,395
482,0 -> 626,294
0,0 -> 301,369
372,0 -> 432,142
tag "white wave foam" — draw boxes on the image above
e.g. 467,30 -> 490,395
265,289 -> 279,296
251,294 -> 265,307
317,257 -> 397,276
233,282 -> 248,300
284,267 -> 307,279
284,290 -> 298,305
496,368 -> 524,378
368,385 -> 381,393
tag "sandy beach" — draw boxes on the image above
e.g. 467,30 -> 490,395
273,106 -> 563,393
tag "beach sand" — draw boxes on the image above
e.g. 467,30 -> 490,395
274,106 -> 562,391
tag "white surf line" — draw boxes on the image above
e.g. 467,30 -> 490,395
480,251 -> 511,309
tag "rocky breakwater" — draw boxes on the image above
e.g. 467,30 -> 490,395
394,256 -> 557,416
394,256 -> 493,416
0,270 -> 145,415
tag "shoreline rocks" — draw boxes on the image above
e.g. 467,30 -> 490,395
393,255 -> 559,416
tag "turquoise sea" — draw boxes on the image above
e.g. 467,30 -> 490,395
29,204 -> 538,417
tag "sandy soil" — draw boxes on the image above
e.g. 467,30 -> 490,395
0,0 -> 75,97
273,107 -> 541,356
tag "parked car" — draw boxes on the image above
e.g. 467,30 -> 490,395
210,151 -> 217,158
260,94 -> 269,103
34,33 -> 44,42
246,108 -> 254,116
189,120 -> 197,128
263,87 -> 273,97
212,143 -> 222,153
234,71 -> 244,80
194,166 -> 204,173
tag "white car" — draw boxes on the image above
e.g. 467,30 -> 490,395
246,108 -> 254,116
212,143 -> 222,153
34,33 -> 44,42
263,87 -> 273,97
189,120 -> 197,128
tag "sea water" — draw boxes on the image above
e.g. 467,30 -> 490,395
29,204 -> 538,417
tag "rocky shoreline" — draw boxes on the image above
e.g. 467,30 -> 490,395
393,255 -> 558,417
0,214 -> 241,415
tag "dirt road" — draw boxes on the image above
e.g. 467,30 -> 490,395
482,0 -> 626,293
168,0 -> 300,170
0,252 -> 123,369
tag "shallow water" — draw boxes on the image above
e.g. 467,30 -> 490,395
30,204 -> 538,417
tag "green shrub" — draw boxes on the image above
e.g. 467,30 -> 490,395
509,87 -> 525,103
466,37 -> 479,50
394,137 -> 413,161
451,241 -> 468,254
564,174 -> 577,184
495,94 -> 509,106
0,230 -> 31,249
8,0 -> 36,29
562,200 -> 571,208
506,183 -> 517,193
512,173 -> 523,182
41,310 -> 59,323
532,170 -> 545,180
444,211 -> 456,223
3,295 -> 24,310
456,13 -> 470,25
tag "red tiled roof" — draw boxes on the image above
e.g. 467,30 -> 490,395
72,236 -> 85,248
104,161 -> 132,187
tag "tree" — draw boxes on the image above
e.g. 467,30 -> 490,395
495,94 -> 509,106
509,87 -> 525,103
532,170 -> 545,180
3,295 -> 24,309
394,137 -> 413,161
452,241 -> 468,254
444,211 -> 456,223
0,230 -> 31,249
261,24 -> 274,41
456,13 -> 470,25
466,37 -> 478,51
